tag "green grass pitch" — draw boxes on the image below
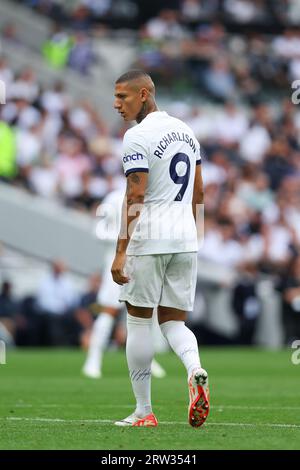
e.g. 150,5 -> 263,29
0,347 -> 299,450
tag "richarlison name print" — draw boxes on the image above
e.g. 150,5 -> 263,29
154,132 -> 197,158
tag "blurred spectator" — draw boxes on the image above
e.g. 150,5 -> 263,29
68,101 -> 108,139
81,0 -> 112,18
35,260 -> 78,345
42,27 -> 73,69
70,5 -> 93,32
232,262 -> 262,344
9,68 -> 39,103
201,217 -> 244,268
0,281 -> 18,344
202,57 -> 236,102
224,0 -> 268,24
185,107 -> 214,141
215,101 -> 248,145
238,173 -> 274,212
0,121 -> 16,181
263,138 -> 295,191
68,32 -> 96,75
260,210 -> 295,274
277,256 -> 300,345
28,156 -> 59,198
40,81 -> 70,115
181,0 -> 202,21
15,122 -> 42,185
55,134 -> 92,203
180,0 -> 220,22
239,110 -> 272,163
287,0 -> 300,24
36,260 -> 77,315
145,9 -> 186,41
79,273 -> 101,312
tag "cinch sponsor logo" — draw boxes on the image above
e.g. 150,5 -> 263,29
123,153 -> 145,163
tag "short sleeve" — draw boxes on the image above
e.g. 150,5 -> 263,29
196,141 -> 202,165
122,130 -> 149,177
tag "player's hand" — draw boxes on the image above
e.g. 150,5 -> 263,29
111,253 -> 130,285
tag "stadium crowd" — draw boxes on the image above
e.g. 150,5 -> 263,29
1,0 -> 300,347
16,0 -> 300,30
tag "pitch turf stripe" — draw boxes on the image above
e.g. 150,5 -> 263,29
4,417 -> 300,429
214,406 -> 300,410
207,423 -> 300,429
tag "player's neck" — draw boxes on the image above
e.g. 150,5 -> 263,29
136,101 -> 158,124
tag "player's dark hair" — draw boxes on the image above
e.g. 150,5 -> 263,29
115,70 -> 152,84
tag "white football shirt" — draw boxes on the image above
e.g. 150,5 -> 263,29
122,111 -> 202,255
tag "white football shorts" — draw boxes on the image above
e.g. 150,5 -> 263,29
119,252 -> 197,311
97,261 -> 121,309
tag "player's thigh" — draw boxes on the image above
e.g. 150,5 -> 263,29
158,305 -> 186,324
159,252 -> 197,312
125,302 -> 153,319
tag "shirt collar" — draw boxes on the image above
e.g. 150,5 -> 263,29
143,111 -> 168,121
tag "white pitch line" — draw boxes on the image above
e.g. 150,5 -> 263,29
7,404 -> 134,409
3,417 -> 300,429
3,404 -> 300,411
5,417 -> 113,424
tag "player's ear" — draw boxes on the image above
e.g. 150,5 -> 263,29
140,88 -> 148,102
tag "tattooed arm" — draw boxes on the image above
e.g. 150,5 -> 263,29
111,171 -> 148,285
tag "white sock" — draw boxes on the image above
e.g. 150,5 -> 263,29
85,313 -> 114,371
126,313 -> 154,417
160,320 -> 201,379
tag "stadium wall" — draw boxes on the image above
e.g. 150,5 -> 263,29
0,183 -> 108,275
